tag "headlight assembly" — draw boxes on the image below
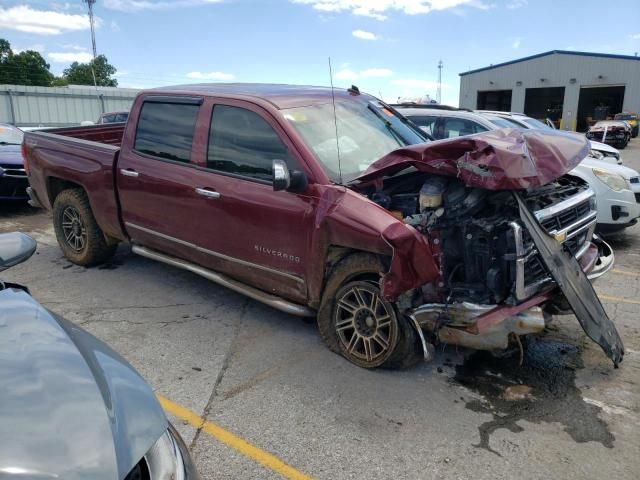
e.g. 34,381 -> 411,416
592,168 -> 629,192
144,424 -> 199,480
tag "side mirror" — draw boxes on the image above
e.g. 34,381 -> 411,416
0,232 -> 37,272
272,159 -> 309,193
272,159 -> 291,191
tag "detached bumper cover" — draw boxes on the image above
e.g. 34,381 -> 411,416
515,193 -> 624,366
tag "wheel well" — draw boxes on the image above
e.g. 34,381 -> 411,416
48,177 -> 83,205
323,246 -> 389,288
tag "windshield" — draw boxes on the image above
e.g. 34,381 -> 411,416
0,125 -> 24,145
488,117 -> 517,128
614,114 -> 637,120
283,99 -> 427,183
522,117 -> 552,130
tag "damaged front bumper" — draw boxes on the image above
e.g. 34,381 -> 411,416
409,195 -> 624,366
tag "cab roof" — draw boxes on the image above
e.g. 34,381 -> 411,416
147,83 -> 368,109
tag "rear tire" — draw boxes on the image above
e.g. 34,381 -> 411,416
317,253 -> 422,369
53,188 -> 116,266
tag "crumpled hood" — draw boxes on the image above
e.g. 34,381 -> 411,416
356,128 -> 590,190
0,289 -> 167,480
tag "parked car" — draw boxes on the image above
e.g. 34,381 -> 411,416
476,110 -> 622,164
398,108 -> 640,233
97,111 -> 130,124
0,231 -> 199,480
0,123 -> 29,200
23,84 -> 623,368
586,120 -> 632,148
614,112 -> 638,137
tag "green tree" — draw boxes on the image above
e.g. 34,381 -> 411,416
0,38 -> 53,86
62,55 -> 118,87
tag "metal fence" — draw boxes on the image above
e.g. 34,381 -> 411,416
0,84 -> 140,127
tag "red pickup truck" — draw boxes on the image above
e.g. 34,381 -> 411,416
23,84 -> 624,368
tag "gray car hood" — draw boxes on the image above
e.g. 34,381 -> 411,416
0,289 -> 167,480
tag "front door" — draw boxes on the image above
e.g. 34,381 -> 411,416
190,101 -> 314,303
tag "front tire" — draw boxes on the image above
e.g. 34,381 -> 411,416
317,253 -> 422,369
53,188 -> 116,266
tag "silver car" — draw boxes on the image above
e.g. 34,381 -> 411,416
0,232 -> 199,480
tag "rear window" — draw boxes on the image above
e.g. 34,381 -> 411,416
134,102 -> 199,163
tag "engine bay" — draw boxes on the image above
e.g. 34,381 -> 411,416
364,172 -> 592,306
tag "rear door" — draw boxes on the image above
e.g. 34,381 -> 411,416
188,100 -> 313,303
117,96 -> 206,262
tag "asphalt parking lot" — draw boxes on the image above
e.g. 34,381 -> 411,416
2,141 -> 640,480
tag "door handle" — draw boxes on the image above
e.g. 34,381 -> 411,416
195,187 -> 221,199
120,168 -> 139,178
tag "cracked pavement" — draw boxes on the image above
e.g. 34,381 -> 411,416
1,142 -> 639,479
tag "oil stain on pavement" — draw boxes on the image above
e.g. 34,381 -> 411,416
453,338 -> 614,456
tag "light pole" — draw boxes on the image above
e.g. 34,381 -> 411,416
84,0 -> 98,60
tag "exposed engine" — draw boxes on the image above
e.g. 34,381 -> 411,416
367,172 -> 593,306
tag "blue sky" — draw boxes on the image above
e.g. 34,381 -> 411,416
1,0 -> 639,106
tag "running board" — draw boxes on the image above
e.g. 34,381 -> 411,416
131,245 -> 316,317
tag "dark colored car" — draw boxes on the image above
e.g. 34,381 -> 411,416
23,84 -> 623,368
97,111 -> 130,124
0,124 -> 29,200
586,120 -> 632,148
0,232 -> 199,480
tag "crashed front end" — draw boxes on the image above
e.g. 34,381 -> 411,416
355,128 -> 624,366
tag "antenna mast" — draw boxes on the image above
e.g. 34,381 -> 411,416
328,57 -> 343,184
437,59 -> 443,104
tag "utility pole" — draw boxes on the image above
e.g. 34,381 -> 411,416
437,59 -> 443,104
84,0 -> 98,60
83,0 -> 104,113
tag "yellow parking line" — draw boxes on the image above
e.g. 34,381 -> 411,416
611,269 -> 640,277
599,295 -> 640,306
157,395 -> 314,480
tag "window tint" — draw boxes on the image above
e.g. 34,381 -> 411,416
115,113 -> 129,122
488,117 -> 517,128
407,115 -> 438,136
134,102 -> 199,163
208,105 -> 294,181
102,114 -> 116,123
441,117 -> 488,138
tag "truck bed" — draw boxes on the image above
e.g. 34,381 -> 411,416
23,123 -> 127,241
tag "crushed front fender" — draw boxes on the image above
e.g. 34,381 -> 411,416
515,193 -> 624,366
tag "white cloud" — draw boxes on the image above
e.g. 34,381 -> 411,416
630,33 -> 640,39
506,0 -> 527,9
0,5 -> 92,35
60,44 -> 88,52
186,71 -> 235,81
512,37 -> 522,49
352,29 -> 377,40
48,52 -> 94,63
335,68 -> 393,80
104,0 -> 222,11
291,0 -> 489,20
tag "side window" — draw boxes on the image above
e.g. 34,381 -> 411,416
207,105 -> 294,181
441,118 -> 488,138
133,102 -> 199,163
408,115 -> 438,136
102,114 -> 116,124
115,113 -> 128,122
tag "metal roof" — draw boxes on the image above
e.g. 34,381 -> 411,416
459,50 -> 640,76
148,83 -> 365,109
